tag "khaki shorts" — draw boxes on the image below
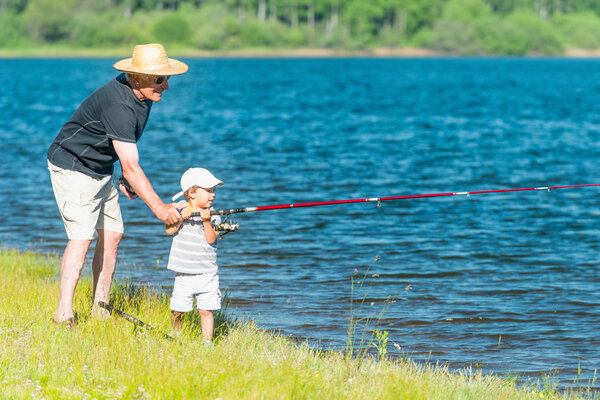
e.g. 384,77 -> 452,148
48,161 -> 123,240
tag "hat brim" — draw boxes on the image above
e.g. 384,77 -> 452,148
113,58 -> 189,76
198,179 -> 224,189
171,180 -> 223,201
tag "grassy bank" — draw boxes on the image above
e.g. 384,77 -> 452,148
0,248 -> 586,399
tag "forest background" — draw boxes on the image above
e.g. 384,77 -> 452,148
2,0 -> 600,56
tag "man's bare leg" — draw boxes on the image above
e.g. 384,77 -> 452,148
54,239 -> 92,322
91,229 -> 122,318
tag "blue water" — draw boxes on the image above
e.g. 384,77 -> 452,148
2,58 -> 600,389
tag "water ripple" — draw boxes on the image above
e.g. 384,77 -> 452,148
1,58 -> 600,388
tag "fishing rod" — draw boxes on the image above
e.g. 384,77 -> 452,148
197,183 -> 600,217
98,301 -> 174,341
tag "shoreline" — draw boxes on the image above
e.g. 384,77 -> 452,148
0,247 -> 583,399
2,46 -> 600,59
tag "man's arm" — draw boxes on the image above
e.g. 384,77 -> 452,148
112,139 -> 182,226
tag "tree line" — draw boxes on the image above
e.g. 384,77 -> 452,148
2,0 -> 600,54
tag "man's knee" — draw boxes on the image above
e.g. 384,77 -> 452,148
64,239 -> 92,260
97,230 -> 123,248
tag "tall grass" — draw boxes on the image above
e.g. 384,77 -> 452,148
0,248 -> 591,399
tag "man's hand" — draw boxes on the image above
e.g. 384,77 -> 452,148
181,208 -> 191,219
156,203 -> 183,225
118,181 -> 138,199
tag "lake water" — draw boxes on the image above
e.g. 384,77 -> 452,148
1,57 -> 599,389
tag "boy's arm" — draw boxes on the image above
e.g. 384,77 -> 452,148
203,220 -> 218,244
199,209 -> 217,245
165,220 -> 183,235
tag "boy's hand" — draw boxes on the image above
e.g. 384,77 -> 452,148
200,208 -> 211,222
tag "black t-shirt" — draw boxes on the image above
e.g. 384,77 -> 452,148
47,73 -> 152,178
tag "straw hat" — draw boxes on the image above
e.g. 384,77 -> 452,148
113,43 -> 188,76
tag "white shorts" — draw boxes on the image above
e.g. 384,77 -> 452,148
48,161 -> 123,240
170,272 -> 221,312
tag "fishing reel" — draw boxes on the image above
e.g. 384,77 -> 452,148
213,216 -> 239,238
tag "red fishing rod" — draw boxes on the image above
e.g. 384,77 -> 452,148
201,183 -> 600,217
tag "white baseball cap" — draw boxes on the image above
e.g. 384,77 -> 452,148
171,168 -> 223,201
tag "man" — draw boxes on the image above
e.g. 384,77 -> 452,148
47,43 -> 187,326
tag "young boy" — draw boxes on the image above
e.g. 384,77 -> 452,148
166,167 -> 224,344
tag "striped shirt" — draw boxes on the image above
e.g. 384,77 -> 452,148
167,205 -> 219,274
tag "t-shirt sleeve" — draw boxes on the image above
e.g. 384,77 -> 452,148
101,103 -> 138,143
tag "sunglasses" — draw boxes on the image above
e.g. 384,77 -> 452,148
154,75 -> 169,84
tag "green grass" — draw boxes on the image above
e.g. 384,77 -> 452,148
0,248 -> 591,399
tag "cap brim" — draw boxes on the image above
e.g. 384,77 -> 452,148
171,191 -> 184,201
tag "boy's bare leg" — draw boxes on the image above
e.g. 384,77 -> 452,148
54,239 -> 92,322
198,309 -> 214,341
171,311 -> 185,331
91,229 -> 123,319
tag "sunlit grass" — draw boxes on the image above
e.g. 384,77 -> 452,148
0,248 -> 593,399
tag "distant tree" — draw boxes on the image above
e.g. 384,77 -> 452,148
0,0 -> 28,13
572,0 -> 600,16
412,0 -> 491,53
484,0 -> 517,14
185,2 -> 240,49
384,0 -> 444,37
505,10 -> 563,53
68,9 -> 126,46
23,0 -> 80,42
552,12 -> 600,48
4,0 -> 600,53
442,0 -> 492,21
0,12 -> 29,47
342,0 -> 385,46
152,13 -> 191,43
476,15 -> 532,54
